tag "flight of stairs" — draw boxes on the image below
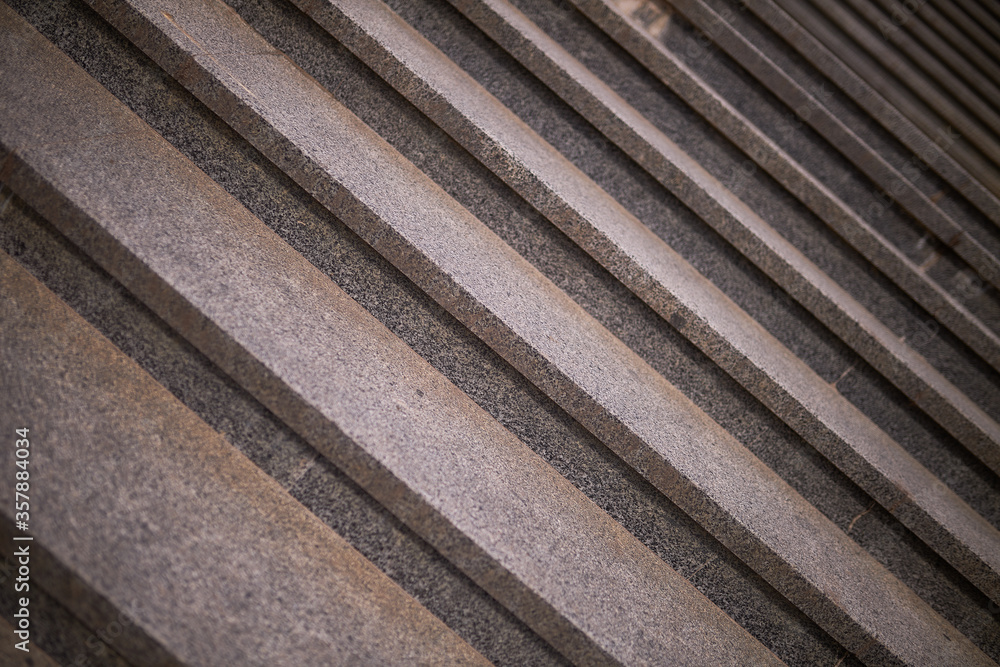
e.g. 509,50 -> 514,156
2,0 -> 999,664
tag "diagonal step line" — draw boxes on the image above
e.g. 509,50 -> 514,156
760,0 -> 1000,205
828,0 -> 1000,154
675,0 -> 1000,290
925,0 -> 1000,64
729,0 -> 1000,236
912,0 -> 1000,82
0,253 -> 493,666
940,0 -> 1000,46
80,0 -> 995,663
843,0 -> 1000,114
295,0 -> 1000,606
869,0 -> 1000,109
0,7 -> 783,664
323,0 -> 1000,477
560,0 -> 1000,371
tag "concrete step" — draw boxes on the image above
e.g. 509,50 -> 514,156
0,7 -> 782,663
770,0 -> 1000,203
915,0 -> 1000,77
73,0 -> 997,663
812,0 -> 1000,159
555,0 -> 1000,395
554,0 -> 1000,465
445,0 -> 1000,463
5,0 -> 1000,663
2,4 -> 867,664
926,0 -> 1000,64
0,184 -> 570,666
666,0 -> 1000,274
477,0 -> 1000,378
868,0 -> 1000,110
289,0 -> 1000,607
842,0 -> 1000,114
576,0 -> 1000,338
936,0 -> 1000,43
0,252 -> 490,666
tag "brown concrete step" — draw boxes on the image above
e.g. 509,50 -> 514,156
473,0 -> 1000,376
869,0 -> 1000,107
926,0 -> 1000,64
913,0 -> 1000,79
290,0 -> 1000,606
936,0 -> 1000,43
76,0 -> 997,663
558,0 -> 1000,458
650,0 -> 1000,272
0,8 -> 781,663
568,0 -> 1000,339
819,0 -> 1000,154
308,0 -> 1000,480
754,0 -> 1000,234
0,252 -> 490,667
845,0 -> 1000,114
0,4 -> 879,662
452,0 -> 1000,432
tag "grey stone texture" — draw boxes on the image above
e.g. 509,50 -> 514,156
547,0 -> 1000,474
0,252 -> 490,666
0,6 -> 783,663
842,0 -> 1000,114
397,0 -> 1000,482
529,0 -> 1000,374
350,0 -> 1000,595
537,0 -> 1000,509
0,189 -> 565,666
3,2 -> 854,663
67,0 -> 994,662
804,0 -> 1000,176
923,0 -> 1000,70
674,0 -> 1000,277
3,0 -> 1000,664
913,0 -> 1000,77
287,0 -> 1000,610
735,0 -> 1000,234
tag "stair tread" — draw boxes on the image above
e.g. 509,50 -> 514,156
0,7 -> 779,663
77,0 -> 995,663
294,0 -> 1000,606
0,252 -> 490,667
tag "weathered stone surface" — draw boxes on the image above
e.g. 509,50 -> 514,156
0,8 -> 781,663
2,3 -> 867,662
813,0 -> 1000,165
714,0 -> 1000,238
923,0 -> 1000,67
0,252 -> 490,666
911,0 -> 1000,77
841,0 -> 1000,115
482,0 -> 1000,375
0,180 -> 566,666
559,0 -> 1000,473
640,0 -> 1000,280
294,0 -> 1000,488
288,0 -> 1000,608
72,0 -> 996,663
